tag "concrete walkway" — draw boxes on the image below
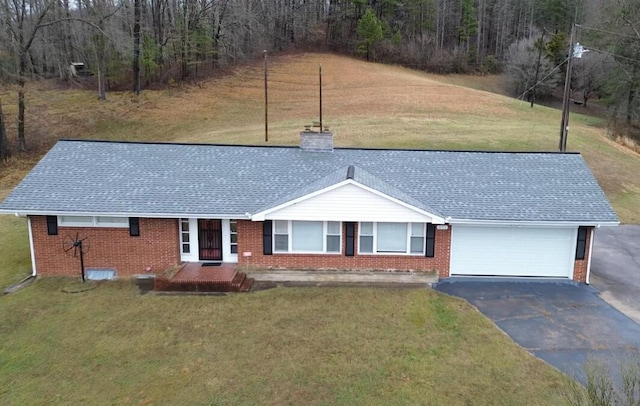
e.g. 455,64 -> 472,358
246,270 -> 438,288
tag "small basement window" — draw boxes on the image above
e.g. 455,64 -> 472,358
85,268 -> 117,280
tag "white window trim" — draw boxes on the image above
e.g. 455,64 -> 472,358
229,220 -> 238,255
58,216 -> 129,228
273,220 -> 342,254
179,218 -> 191,255
222,219 -> 238,263
358,222 -> 426,256
179,218 -> 199,262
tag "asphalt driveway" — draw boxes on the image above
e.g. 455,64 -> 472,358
591,225 -> 640,324
435,280 -> 640,384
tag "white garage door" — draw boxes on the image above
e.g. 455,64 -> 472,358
450,226 -> 577,278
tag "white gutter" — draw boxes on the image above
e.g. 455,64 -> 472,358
27,216 -> 37,277
2,210 -> 252,220
586,227 -> 596,285
448,219 -> 619,227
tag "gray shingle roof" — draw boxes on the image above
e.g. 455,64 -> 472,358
0,140 -> 619,223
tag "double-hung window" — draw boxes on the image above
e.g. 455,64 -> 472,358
274,220 -> 289,252
409,223 -> 425,254
359,222 -> 426,255
273,220 -> 341,253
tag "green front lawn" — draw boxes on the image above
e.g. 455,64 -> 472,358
0,215 -> 31,288
0,280 -> 573,405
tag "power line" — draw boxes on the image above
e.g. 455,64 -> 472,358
576,24 -> 639,41
517,56 -> 569,101
582,46 -> 640,64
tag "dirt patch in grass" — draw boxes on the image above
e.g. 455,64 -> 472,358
0,280 -> 575,405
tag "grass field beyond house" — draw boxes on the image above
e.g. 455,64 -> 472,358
2,53 -> 639,222
0,281 -> 572,405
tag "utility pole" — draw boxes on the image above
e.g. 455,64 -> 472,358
264,50 -> 268,142
319,64 -> 323,131
559,24 -> 575,152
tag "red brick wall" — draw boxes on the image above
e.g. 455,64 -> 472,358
29,215 -> 589,283
30,216 -> 180,277
237,220 -> 451,277
573,227 -> 592,283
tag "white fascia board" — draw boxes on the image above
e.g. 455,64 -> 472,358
0,209 -> 252,220
447,218 -> 620,227
251,179 -> 446,223
353,182 -> 446,223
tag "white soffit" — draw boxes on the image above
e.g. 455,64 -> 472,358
257,181 -> 442,223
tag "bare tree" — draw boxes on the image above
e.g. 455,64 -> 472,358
573,52 -> 612,107
505,37 -> 560,99
1,0 -> 54,151
79,0 -> 123,100
0,99 -> 9,161
0,0 -> 632,113
133,0 -> 141,94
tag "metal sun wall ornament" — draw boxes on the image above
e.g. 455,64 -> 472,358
63,233 -> 91,282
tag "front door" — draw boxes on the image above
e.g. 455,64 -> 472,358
198,219 -> 223,261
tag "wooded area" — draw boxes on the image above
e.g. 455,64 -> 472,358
0,0 -> 639,154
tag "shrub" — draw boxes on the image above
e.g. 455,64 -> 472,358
563,350 -> 640,406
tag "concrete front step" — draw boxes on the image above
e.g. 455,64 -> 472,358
246,270 -> 438,288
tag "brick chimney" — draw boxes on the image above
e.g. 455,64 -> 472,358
300,127 -> 333,152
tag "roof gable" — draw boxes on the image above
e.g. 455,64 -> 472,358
253,179 -> 445,223
253,165 -> 445,221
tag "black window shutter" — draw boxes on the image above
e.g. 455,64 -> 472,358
575,226 -> 588,260
263,220 -> 273,255
425,223 -> 436,258
46,216 -> 58,236
345,222 -> 355,256
129,217 -> 140,237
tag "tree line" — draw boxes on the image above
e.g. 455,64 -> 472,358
0,0 -> 639,157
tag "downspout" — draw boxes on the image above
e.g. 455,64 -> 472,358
585,227 -> 596,284
27,216 -> 37,276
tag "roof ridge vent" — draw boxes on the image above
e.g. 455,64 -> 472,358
346,165 -> 355,180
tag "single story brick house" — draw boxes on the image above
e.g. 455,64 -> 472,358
0,133 -> 619,283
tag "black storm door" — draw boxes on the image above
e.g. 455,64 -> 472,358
198,219 -> 223,261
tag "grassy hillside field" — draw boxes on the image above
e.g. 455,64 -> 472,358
0,52 -> 635,404
2,53 -> 638,222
